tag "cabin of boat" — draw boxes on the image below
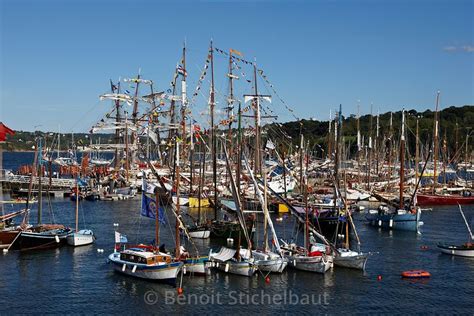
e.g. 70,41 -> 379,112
119,248 -> 172,265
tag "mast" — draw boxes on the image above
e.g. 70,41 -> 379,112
387,112 -> 393,188
37,137 -> 42,225
155,187 -> 160,249
415,117 -> 419,186
399,110 -> 406,210
357,102 -> 361,186
175,139 -> 181,258
253,61 -> 261,175
209,41 -> 218,219
236,102 -> 242,197
75,180 -> 79,232
433,90 -> 440,194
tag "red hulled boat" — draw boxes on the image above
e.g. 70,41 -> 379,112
416,193 -> 474,206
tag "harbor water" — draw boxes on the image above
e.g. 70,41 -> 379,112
1,152 -> 474,314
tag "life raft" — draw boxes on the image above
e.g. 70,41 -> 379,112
401,270 -> 431,278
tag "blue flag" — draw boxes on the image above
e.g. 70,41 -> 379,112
141,192 -> 166,224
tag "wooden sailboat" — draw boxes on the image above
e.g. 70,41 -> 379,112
365,110 -> 423,233
9,137 -> 72,251
107,186 -> 183,282
209,146 -> 258,277
66,180 -> 95,247
280,134 -> 333,274
438,204 -> 474,257
244,155 -> 288,273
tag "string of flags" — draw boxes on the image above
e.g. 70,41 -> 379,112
189,55 -> 210,106
257,69 -> 299,121
215,47 -> 253,65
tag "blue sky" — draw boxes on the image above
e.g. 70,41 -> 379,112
1,0 -> 473,132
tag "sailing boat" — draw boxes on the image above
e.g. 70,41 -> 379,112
187,152 -> 211,239
9,137 -> 72,251
280,134 -> 333,274
438,204 -> 474,257
333,187 -> 369,270
244,155 -> 287,273
107,186 -> 183,282
209,146 -> 258,277
66,180 -> 95,246
365,110 -> 423,233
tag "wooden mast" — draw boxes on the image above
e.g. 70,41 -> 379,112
357,103 -> 361,186
253,61 -> 261,175
433,90 -> 440,194
415,117 -> 419,186
399,110 -> 406,210
155,187 -> 160,249
175,139 -> 181,258
75,180 -> 79,232
209,41 -> 218,219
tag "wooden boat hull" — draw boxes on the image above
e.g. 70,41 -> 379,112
437,243 -> 474,257
183,256 -> 210,275
66,231 -> 95,247
252,250 -> 287,273
108,252 -> 183,281
334,252 -> 369,270
365,211 -> 422,232
188,228 -> 210,239
8,229 -> 72,251
0,230 -> 19,249
416,193 -> 474,206
214,260 -> 258,277
286,254 -> 333,274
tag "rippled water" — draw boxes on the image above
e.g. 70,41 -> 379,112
1,153 -> 474,314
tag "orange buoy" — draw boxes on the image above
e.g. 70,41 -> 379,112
401,270 -> 431,279
177,287 -> 183,295
265,276 -> 270,284
377,275 -> 382,281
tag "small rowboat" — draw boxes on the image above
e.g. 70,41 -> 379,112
401,270 -> 431,278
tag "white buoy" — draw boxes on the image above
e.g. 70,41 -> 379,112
183,266 -> 187,275
55,235 -> 60,243
132,265 -> 137,273
3,249 -> 8,254
389,219 -> 394,228
378,220 -> 382,227
122,264 -> 127,272
225,263 -> 229,273
216,262 -> 219,268
227,238 -> 234,247
293,260 -> 296,267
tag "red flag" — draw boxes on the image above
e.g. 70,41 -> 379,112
0,123 -> 14,142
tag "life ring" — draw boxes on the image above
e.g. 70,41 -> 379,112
307,186 -> 313,193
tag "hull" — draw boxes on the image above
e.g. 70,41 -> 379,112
286,254 -> 333,274
0,230 -> 20,249
252,250 -> 288,273
8,228 -> 71,251
334,251 -> 369,270
66,231 -> 95,247
365,211 -> 422,232
416,193 -> 474,206
108,252 -> 183,281
188,228 -> 211,239
438,243 -> 474,257
183,257 -> 210,275
214,260 -> 257,277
